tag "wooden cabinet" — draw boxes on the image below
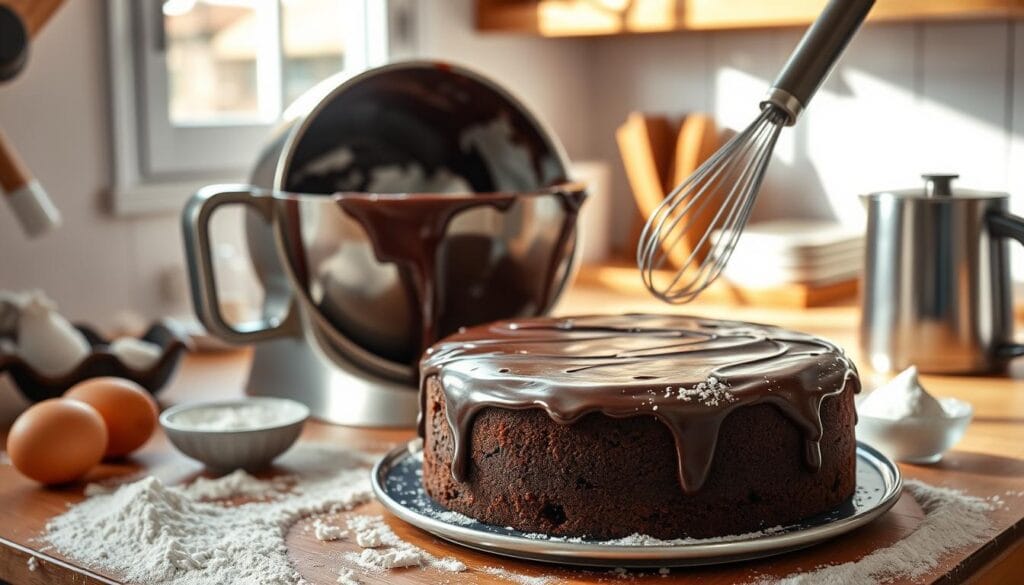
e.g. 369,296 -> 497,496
476,0 -> 1024,37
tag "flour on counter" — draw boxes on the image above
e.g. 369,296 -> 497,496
335,567 -> 361,585
312,518 -> 348,542
26,556 -> 38,572
753,480 -> 998,585
348,547 -> 423,570
182,469 -> 294,501
481,566 -> 557,585
45,445 -> 374,585
342,514 -> 466,573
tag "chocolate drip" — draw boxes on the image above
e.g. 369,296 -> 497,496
419,314 -> 859,494
336,187 -> 583,360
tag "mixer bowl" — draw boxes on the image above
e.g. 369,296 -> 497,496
239,61 -> 579,381
274,185 -> 585,381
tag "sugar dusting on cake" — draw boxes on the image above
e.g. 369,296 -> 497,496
664,377 -> 737,406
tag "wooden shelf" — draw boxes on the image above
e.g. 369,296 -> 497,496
476,0 -> 1024,37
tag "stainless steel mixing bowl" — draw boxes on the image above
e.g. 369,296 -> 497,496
185,184 -> 584,382
182,61 -> 581,404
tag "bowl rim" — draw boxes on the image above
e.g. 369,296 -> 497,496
159,397 -> 310,434
856,396 -> 974,425
259,181 -> 588,202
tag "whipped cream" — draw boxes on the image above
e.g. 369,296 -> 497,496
858,366 -> 948,420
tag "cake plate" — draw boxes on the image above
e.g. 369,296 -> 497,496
371,440 -> 902,568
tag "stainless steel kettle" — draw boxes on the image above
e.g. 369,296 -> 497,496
861,174 -> 1024,374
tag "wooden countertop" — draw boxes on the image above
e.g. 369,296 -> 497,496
1,283 -> 1023,584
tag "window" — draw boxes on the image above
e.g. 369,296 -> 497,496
108,0 -> 407,213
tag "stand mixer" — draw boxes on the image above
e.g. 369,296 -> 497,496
182,62 -> 581,427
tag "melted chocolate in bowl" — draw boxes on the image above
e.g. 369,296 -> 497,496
277,186 -> 585,373
421,314 -> 859,493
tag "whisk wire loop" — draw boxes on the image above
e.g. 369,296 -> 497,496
636,111 -> 759,284
637,107 -> 786,303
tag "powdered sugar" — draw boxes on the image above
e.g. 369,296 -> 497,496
754,480 -> 998,584
429,509 -> 478,526
663,377 -> 736,406
519,526 -> 785,546
858,366 -> 947,420
169,403 -> 300,431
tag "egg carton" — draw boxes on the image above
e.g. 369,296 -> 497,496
0,320 -> 191,403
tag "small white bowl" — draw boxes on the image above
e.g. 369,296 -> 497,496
160,397 -> 310,471
857,397 -> 973,464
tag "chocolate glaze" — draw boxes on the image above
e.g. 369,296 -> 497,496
328,187 -> 585,364
419,314 -> 859,493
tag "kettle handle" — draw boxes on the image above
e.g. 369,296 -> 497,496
987,210 -> 1024,360
181,185 -> 301,344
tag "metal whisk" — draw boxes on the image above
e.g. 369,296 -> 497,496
638,0 -> 875,304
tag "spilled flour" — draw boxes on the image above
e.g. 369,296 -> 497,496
311,519 -> 347,542
45,445 -> 376,585
754,480 -> 999,584
42,444 -> 1004,585
343,514 -> 466,573
184,469 -> 295,501
335,567 -> 361,584
482,566 -> 556,585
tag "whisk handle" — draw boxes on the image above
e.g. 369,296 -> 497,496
763,0 -> 874,125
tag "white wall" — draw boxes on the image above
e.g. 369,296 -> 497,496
590,22 -> 1024,253
0,0 -> 595,328
415,0 -> 595,159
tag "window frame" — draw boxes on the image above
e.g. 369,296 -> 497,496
107,0 -> 407,215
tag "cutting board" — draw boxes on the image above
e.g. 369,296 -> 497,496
617,112 -> 719,268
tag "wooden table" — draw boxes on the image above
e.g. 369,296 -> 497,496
1,283 -> 1022,584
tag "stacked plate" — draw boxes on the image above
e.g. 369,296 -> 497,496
720,220 -> 864,288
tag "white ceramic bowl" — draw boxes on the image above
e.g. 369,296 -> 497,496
856,397 -> 973,464
160,397 -> 310,471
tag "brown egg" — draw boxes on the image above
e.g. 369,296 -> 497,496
7,399 -> 108,484
65,377 -> 158,458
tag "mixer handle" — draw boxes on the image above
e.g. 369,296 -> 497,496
761,0 -> 875,125
182,185 -> 301,344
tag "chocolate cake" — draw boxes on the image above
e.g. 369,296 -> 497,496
419,314 -> 859,539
